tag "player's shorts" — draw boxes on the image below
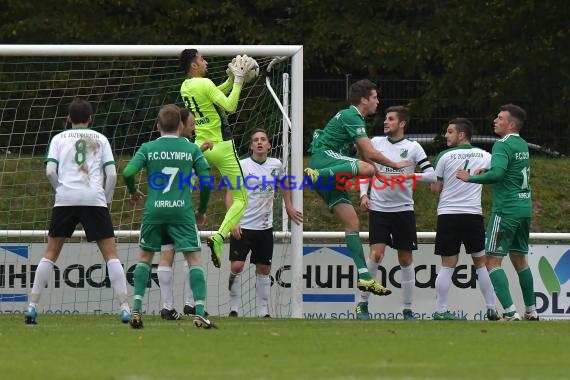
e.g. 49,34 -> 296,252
49,206 -> 114,242
140,223 -> 201,253
434,214 -> 485,256
485,213 -> 530,256
368,210 -> 418,251
308,150 -> 359,211
229,228 -> 274,265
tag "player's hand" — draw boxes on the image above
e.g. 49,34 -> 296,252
130,190 -> 144,204
195,212 -> 207,227
231,224 -> 242,240
456,169 -> 470,182
286,206 -> 304,225
360,194 -> 370,211
473,168 -> 486,175
225,56 -> 237,82
228,55 -> 249,86
200,141 -> 214,152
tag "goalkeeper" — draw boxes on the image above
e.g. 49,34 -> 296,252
179,49 -> 256,269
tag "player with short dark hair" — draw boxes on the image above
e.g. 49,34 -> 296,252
24,98 -> 130,325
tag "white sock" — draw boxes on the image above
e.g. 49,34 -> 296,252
476,267 -> 496,309
107,258 -> 129,308
229,271 -> 241,312
400,264 -> 415,310
30,257 -> 55,305
157,265 -> 174,310
183,261 -> 194,306
256,273 -> 271,317
359,258 -> 379,302
435,266 -> 454,312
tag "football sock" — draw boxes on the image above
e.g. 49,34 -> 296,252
107,258 -> 128,305
476,266 -> 496,309
157,265 -> 174,310
256,273 -> 271,317
183,261 -> 194,306
517,267 -> 536,307
133,261 -> 151,311
401,264 -> 415,310
345,232 -> 371,280
489,267 -> 514,310
435,266 -> 454,312
229,271 -> 241,312
189,266 -> 206,316
29,257 -> 55,304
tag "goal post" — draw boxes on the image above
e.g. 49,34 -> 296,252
0,45 -> 304,318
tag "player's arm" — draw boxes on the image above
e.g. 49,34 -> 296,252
122,146 -> 146,202
45,161 -> 59,191
103,163 -> 117,204
430,180 -> 443,193
413,154 -> 437,184
355,137 -> 412,169
458,145 -> 508,184
278,181 -> 303,225
207,80 -> 242,113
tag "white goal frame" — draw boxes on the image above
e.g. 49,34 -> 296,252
0,44 -> 305,317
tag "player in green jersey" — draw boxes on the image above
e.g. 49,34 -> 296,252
305,79 -> 411,298
179,49 -> 256,269
457,104 -> 537,321
123,104 -> 215,329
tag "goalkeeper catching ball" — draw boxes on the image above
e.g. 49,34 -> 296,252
179,49 -> 256,269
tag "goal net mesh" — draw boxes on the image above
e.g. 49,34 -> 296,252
0,53 -> 293,318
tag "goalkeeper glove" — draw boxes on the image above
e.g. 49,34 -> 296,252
228,55 -> 249,86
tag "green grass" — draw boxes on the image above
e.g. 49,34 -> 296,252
0,314 -> 568,380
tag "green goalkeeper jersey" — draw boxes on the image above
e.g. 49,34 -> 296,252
124,136 -> 210,225
180,77 -> 241,143
490,134 -> 532,217
308,105 -> 368,156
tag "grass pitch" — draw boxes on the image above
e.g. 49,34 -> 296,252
0,314 -> 568,380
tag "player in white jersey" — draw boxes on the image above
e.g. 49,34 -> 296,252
226,129 -> 303,317
430,118 -> 499,320
24,98 -> 130,325
357,106 -> 436,320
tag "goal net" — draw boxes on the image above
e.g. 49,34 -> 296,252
0,45 -> 304,318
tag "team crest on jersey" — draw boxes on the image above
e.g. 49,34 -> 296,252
400,149 -> 409,159
271,169 -> 278,177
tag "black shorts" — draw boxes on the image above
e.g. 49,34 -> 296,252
434,214 -> 485,256
368,210 -> 417,251
229,228 -> 274,265
49,206 -> 115,242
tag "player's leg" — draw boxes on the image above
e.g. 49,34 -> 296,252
25,207 -> 76,324
202,140 -> 247,268
84,206 -> 131,323
356,210 -> 389,319
432,214 -> 461,320
393,211 -> 418,320
228,231 -> 251,317
462,214 -> 499,320
251,229 -> 273,318
331,202 -> 391,296
485,214 -> 520,320
157,245 -> 182,321
509,217 -> 537,320
170,223 -> 215,328
305,151 -> 374,184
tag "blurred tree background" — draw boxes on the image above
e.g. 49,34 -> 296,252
0,0 -> 568,154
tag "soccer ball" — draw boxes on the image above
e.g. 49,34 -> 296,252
244,58 -> 259,84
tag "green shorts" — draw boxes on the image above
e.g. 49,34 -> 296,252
140,223 -> 201,253
308,151 -> 359,211
485,213 -> 530,256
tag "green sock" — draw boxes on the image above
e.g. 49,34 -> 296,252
133,261 -> 151,311
517,267 -> 536,307
489,267 -> 514,310
189,266 -> 207,315
345,232 -> 371,280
